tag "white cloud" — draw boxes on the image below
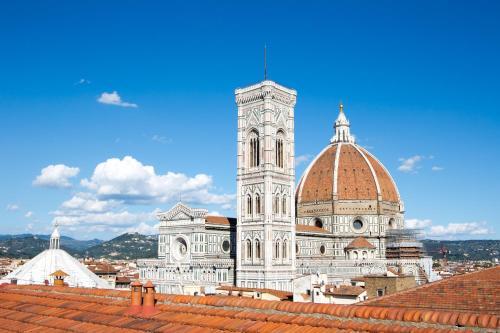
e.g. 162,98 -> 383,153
429,222 -> 492,237
75,78 -> 91,85
81,156 -> 235,206
53,209 -> 157,228
432,166 -> 444,171
152,135 -> 171,144
51,156 -> 234,236
53,189 -> 160,235
25,211 -> 34,218
61,192 -> 118,213
398,155 -> 423,173
295,154 -> 312,167
33,164 -> 80,188
404,218 -> 493,239
25,223 -> 34,232
124,222 -> 159,235
6,204 -> 19,211
405,218 -> 432,229
98,91 -> 137,108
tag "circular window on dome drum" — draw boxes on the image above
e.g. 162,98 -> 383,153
221,239 -> 230,253
352,220 -> 363,230
320,244 -> 326,255
313,218 -> 323,229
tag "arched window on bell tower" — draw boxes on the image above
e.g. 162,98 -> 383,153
246,194 -> 253,216
255,193 -> 261,215
246,239 -> 252,260
275,130 -> 285,168
248,130 -> 260,168
282,239 -> 288,260
255,239 -> 261,259
273,195 -> 280,215
274,239 -> 281,259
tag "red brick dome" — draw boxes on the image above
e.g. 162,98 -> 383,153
296,105 -> 400,206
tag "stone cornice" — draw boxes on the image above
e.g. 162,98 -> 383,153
235,80 -> 297,106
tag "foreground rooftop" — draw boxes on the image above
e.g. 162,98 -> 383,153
363,265 -> 499,315
0,266 -> 497,332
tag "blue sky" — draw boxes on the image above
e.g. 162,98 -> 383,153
0,1 -> 498,240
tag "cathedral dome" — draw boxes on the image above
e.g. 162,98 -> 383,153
296,105 -> 400,206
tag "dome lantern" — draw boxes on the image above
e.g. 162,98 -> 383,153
50,223 -> 60,250
331,103 -> 355,144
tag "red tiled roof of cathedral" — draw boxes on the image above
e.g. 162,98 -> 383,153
296,143 -> 400,204
295,224 -> 331,234
205,215 -> 237,226
345,236 -> 376,249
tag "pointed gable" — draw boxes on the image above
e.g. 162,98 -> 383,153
157,202 -> 208,221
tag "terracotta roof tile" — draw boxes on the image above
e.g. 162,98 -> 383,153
295,224 -> 331,234
325,285 -> 365,296
0,275 -> 497,332
359,146 -> 399,202
216,286 -> 292,300
296,143 -> 400,205
362,266 -> 500,316
345,237 -> 376,249
298,145 -> 337,203
205,215 -> 237,226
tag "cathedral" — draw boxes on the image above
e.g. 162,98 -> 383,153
138,79 -> 436,294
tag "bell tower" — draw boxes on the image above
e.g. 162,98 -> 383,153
235,80 -> 297,291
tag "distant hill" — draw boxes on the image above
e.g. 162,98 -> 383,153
0,232 -> 155,260
0,234 -> 102,250
83,233 -> 157,260
0,235 -> 81,258
0,232 -> 497,262
59,236 -> 103,252
422,239 -> 499,261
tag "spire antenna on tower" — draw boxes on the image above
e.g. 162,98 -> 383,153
264,44 -> 267,81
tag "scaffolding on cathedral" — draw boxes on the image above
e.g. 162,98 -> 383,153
385,229 -> 425,259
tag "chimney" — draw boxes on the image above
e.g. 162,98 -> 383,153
50,270 -> 69,287
142,280 -> 158,315
126,280 -> 143,314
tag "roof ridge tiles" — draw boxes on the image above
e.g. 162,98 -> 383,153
368,266 -> 499,303
0,283 -> 498,331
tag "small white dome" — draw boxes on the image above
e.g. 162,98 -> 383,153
0,249 -> 110,288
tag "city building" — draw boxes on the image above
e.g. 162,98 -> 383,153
351,269 -> 417,298
86,261 -> 119,288
138,78 -> 439,294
